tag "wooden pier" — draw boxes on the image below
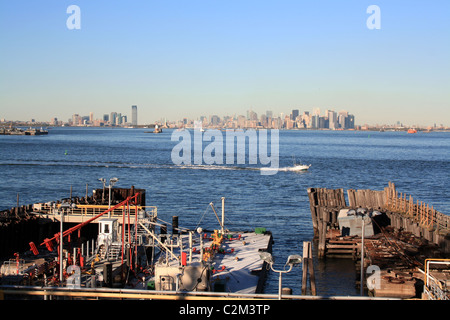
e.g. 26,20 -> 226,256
307,182 -> 450,299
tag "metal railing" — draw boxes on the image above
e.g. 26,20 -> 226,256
0,285 -> 400,300
0,259 -> 26,276
423,259 -> 450,300
34,203 -> 157,220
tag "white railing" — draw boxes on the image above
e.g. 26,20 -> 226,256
424,259 -> 450,300
0,259 -> 26,276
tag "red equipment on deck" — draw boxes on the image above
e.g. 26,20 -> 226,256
29,193 -> 140,255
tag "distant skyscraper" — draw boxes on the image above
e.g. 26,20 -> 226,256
291,109 -> 299,121
347,114 -> 355,129
328,110 -> 337,129
72,114 -> 80,126
210,115 -> 220,126
131,105 -> 138,126
311,115 -> 319,129
110,112 -> 117,126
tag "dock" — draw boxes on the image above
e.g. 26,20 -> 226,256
0,127 -> 48,135
308,182 -> 450,299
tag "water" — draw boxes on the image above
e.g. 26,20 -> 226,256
0,128 -> 449,296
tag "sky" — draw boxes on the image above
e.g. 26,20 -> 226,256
0,0 -> 449,126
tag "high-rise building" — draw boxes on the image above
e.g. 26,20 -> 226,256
110,112 -> 117,126
338,111 -> 348,129
347,114 -> 355,129
260,114 -> 267,127
328,110 -> 337,129
72,114 -> 80,126
131,105 -> 138,126
291,109 -> 299,121
318,116 -> 328,129
311,115 -> 319,129
248,110 -> 258,121
210,115 -> 220,126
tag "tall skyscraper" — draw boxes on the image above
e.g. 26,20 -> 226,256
131,105 -> 138,126
328,110 -> 337,129
347,114 -> 355,129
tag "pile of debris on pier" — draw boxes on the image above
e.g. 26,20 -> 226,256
307,182 -> 450,300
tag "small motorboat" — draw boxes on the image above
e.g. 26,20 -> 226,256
289,156 -> 311,171
289,164 -> 311,171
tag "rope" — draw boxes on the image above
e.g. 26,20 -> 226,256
195,204 -> 212,231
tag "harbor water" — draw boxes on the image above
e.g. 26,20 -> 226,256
0,128 -> 449,296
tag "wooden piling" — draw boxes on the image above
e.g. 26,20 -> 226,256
302,241 -> 316,295
318,207 -> 328,258
307,188 -> 319,238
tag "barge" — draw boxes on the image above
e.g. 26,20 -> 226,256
0,189 -> 273,299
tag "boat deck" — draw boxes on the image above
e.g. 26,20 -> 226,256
209,231 -> 273,293
86,229 -> 274,295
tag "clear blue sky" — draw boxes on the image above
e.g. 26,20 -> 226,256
0,0 -> 449,126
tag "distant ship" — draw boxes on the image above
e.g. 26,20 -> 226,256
407,129 -> 417,134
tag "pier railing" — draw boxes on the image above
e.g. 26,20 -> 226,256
383,182 -> 450,234
346,182 -> 449,234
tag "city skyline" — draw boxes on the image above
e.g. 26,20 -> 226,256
7,105 -> 355,128
2,104 -> 449,130
0,1 -> 449,127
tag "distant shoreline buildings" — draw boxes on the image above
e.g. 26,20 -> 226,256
49,105 -> 139,127
1,106 -> 448,131
159,108 -> 355,130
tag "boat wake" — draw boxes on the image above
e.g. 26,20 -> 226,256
0,160 -> 310,173
260,164 -> 311,173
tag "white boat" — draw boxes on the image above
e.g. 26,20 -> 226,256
289,164 -> 311,171
289,156 -> 311,171
260,163 -> 311,173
